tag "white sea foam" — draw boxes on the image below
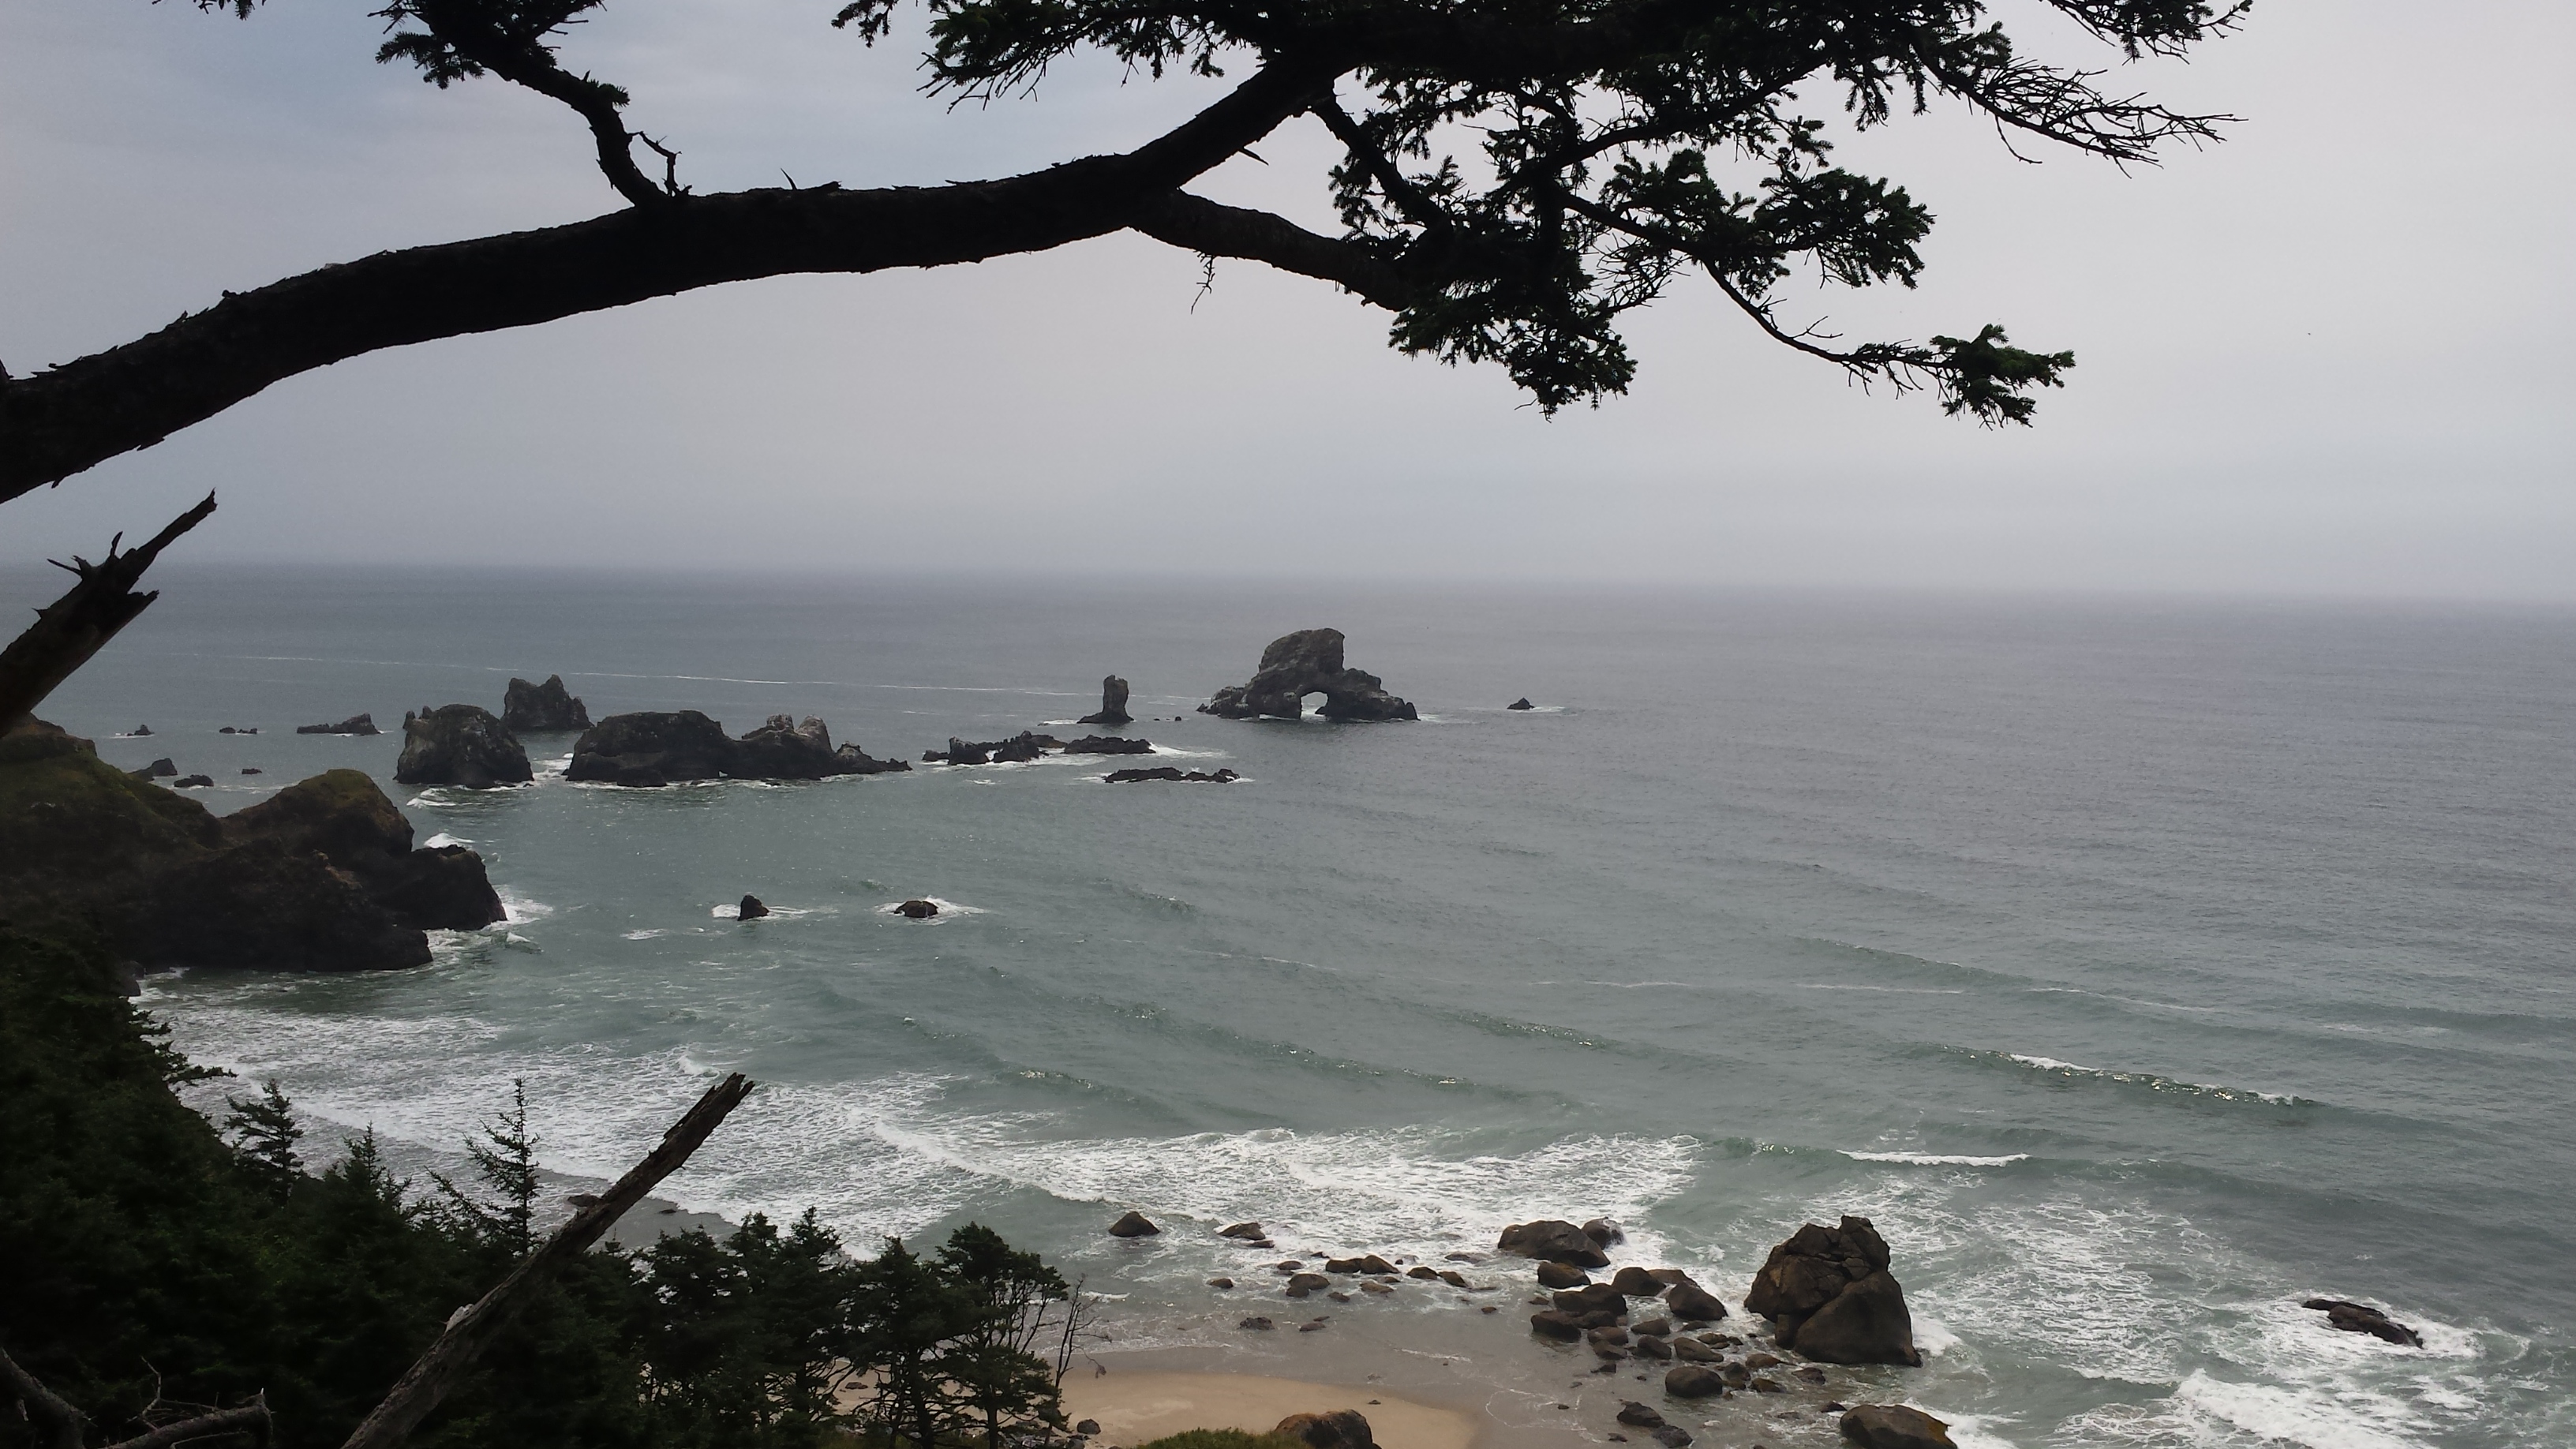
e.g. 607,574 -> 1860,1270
497,889 -> 552,924
711,903 -> 822,920
421,832 -> 471,848
2001,1052 -> 2305,1105
1841,1151 -> 2029,1166
621,929 -> 667,940
1799,984 -> 1968,994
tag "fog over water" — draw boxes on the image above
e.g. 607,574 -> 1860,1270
0,1 -> 2570,594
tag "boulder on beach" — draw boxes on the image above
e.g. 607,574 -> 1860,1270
396,704 -> 533,788
1537,1262 -> 1591,1289
1497,1219 -> 1612,1268
501,674 -> 591,732
2301,1298 -> 2422,1347
0,724 -> 503,974
897,899 -> 939,919
1838,1405 -> 1955,1449
1744,1215 -> 1919,1366
1609,1267 -> 1662,1296
1107,1211 -> 1161,1237
1664,1282 -> 1727,1323
738,895 -> 769,921
1615,1403 -> 1666,1428
1078,675 -> 1133,725
1239,1316 -> 1275,1331
1199,628 -> 1417,722
1663,1365 -> 1726,1399
295,713 -> 380,736
1552,1283 -> 1626,1318
1274,1411 -> 1373,1449
1583,1218 -> 1624,1245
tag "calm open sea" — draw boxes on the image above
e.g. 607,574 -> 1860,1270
28,567 -> 2574,1448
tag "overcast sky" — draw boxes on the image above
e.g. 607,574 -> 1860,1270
2,0 -> 2569,597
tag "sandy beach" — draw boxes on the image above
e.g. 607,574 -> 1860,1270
1061,1372 -> 1477,1449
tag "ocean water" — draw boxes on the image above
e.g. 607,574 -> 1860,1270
28,567 -> 2574,1448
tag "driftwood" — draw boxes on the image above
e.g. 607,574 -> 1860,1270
337,1071 -> 754,1449
0,493 -> 216,734
0,1349 -> 270,1449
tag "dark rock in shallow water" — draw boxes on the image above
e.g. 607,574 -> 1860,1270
896,899 -> 938,919
1239,1316 -> 1275,1331
1664,1282 -> 1728,1323
738,895 -> 769,921
1537,1262 -> 1592,1290
1078,675 -> 1133,725
1507,698 -> 1535,710
1552,1284 -> 1626,1318
131,724 -> 153,736
1745,1215 -> 1918,1365
2302,1298 -> 2422,1347
1662,1366 -> 1726,1399
502,674 -> 591,732
296,713 -> 380,736
0,725 -> 502,972
1609,1267 -> 1663,1296
1584,1217 -> 1625,1245
1615,1402 -> 1666,1428
569,710 -> 904,784
1061,735 -> 1153,754
1199,628 -> 1417,721
1220,1221 -> 1267,1241
171,774 -> 214,788
1498,1219 -> 1612,1268
1106,1211 -> 1160,1237
1838,1404 -> 1955,1449
241,768 -> 262,775
397,705 -> 533,789
1103,766 -> 1236,784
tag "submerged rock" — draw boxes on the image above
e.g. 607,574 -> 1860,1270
896,899 -> 939,919
502,674 -> 592,732
1103,766 -> 1237,784
396,704 -> 533,788
1837,1404 -> 1955,1449
295,713 -> 380,736
1107,1211 -> 1161,1237
1199,628 -> 1417,721
1078,675 -> 1133,725
0,724 -> 502,973
1744,1215 -> 1919,1365
2301,1298 -> 2422,1347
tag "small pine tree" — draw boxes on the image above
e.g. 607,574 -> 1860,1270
433,1078 -> 541,1255
223,1078 -> 304,1193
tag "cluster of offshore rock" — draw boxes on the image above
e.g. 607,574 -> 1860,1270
0,720 -> 504,975
567,711 -> 906,786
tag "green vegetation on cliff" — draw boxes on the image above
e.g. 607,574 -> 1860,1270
0,930 -> 1077,1449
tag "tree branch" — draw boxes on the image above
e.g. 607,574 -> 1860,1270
336,1072 -> 754,1449
0,1346 -> 87,1449
0,61 -> 1330,502
1129,193 -> 1417,310
0,493 -> 217,734
107,1401 -> 272,1449
0,1350 -> 270,1449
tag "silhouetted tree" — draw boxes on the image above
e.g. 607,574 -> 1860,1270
0,0 -> 2248,509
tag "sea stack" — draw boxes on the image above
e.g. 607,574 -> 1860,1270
395,705 -> 534,788
1079,675 -> 1133,724
502,674 -> 592,732
1744,1215 -> 1921,1365
1199,629 -> 1417,721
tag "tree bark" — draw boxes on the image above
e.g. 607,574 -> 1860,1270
0,1350 -> 270,1449
0,494 -> 216,735
0,64 -> 1332,504
337,1071 -> 754,1449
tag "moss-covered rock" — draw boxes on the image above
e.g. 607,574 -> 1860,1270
0,722 -> 502,972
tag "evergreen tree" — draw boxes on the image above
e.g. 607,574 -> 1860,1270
936,1224 -> 1073,1449
223,1078 -> 304,1194
433,1079 -> 541,1256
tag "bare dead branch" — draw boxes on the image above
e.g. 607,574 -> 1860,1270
336,1072 -> 754,1449
0,493 -> 217,734
1,1346 -> 88,1449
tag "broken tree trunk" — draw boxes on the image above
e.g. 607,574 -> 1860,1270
0,492 -> 215,734
0,1348 -> 271,1449
336,1071 -> 754,1449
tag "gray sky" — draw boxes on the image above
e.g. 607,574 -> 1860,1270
2,0 -> 2570,596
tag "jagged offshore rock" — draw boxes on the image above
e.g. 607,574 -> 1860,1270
1744,1215 -> 1920,1365
567,711 -> 908,785
295,713 -> 380,736
396,704 -> 533,788
1199,628 -> 1417,721
502,673 -> 591,732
